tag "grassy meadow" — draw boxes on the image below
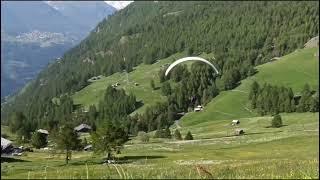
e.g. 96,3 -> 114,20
1,112 -> 318,179
181,47 -> 319,125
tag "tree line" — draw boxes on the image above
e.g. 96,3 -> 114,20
249,81 -> 319,115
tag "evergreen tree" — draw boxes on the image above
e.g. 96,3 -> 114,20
271,114 -> 282,128
162,82 -> 172,96
159,69 -> 166,83
309,97 -> 319,112
150,79 -> 156,90
249,81 -> 260,100
31,132 -> 47,149
184,131 -> 193,140
56,123 -> 81,164
164,127 -> 172,139
91,122 -> 128,160
174,129 -> 182,140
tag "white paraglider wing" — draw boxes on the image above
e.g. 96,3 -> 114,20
165,57 -> 219,76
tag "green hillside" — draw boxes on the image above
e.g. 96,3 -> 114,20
72,52 -> 215,114
74,47 -> 318,125
180,47 -> 319,127
72,53 -> 177,113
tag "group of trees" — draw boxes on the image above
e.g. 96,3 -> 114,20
165,63 -> 220,112
154,128 -> 193,140
249,81 -> 319,115
2,1 -> 318,132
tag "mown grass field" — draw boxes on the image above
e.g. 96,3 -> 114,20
2,112 -> 318,179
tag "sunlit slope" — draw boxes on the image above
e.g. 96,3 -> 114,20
72,53 -> 178,113
72,52 -> 217,114
181,48 -> 319,126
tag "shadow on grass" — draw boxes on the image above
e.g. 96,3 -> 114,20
219,130 -> 284,138
1,157 -> 30,163
243,131 -> 283,135
64,155 -> 166,166
265,125 -> 288,128
135,100 -> 144,110
119,155 -> 166,160
73,104 -> 83,110
154,87 -> 161,90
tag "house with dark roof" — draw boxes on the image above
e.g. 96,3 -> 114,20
1,137 -> 13,154
74,124 -> 92,133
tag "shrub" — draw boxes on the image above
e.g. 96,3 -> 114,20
31,132 -> 47,149
271,114 -> 282,128
154,128 -> 171,139
174,129 -> 182,140
184,131 -> 193,140
164,127 -> 172,139
138,131 -> 150,143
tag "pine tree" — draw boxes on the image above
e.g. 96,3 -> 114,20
174,129 -> 182,140
309,97 -> 319,112
159,69 -> 166,83
92,122 -> 128,160
164,127 -> 172,139
249,81 -> 260,100
31,132 -> 47,149
184,131 -> 193,140
56,123 -> 81,164
162,82 -> 172,96
271,114 -> 282,128
150,79 -> 156,90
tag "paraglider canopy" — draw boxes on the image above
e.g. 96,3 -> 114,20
165,57 -> 219,76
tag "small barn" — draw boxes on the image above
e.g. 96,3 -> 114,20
194,105 -> 203,112
37,129 -> 49,135
235,129 -> 245,136
1,137 -> 13,154
231,120 -> 240,125
293,94 -> 302,105
74,124 -> 92,133
135,83 -> 139,86
84,145 -> 92,151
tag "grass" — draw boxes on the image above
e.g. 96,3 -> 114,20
1,113 -> 318,179
180,48 -> 319,126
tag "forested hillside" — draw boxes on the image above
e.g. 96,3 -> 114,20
1,1 -> 319,138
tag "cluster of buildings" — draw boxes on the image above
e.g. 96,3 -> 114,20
1,123 -> 93,156
14,30 -> 68,45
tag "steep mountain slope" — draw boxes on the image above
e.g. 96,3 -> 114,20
1,1 -> 81,36
45,1 -> 116,34
1,1 -> 116,98
1,1 -> 318,128
180,47 -> 319,127
72,51 -> 215,114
